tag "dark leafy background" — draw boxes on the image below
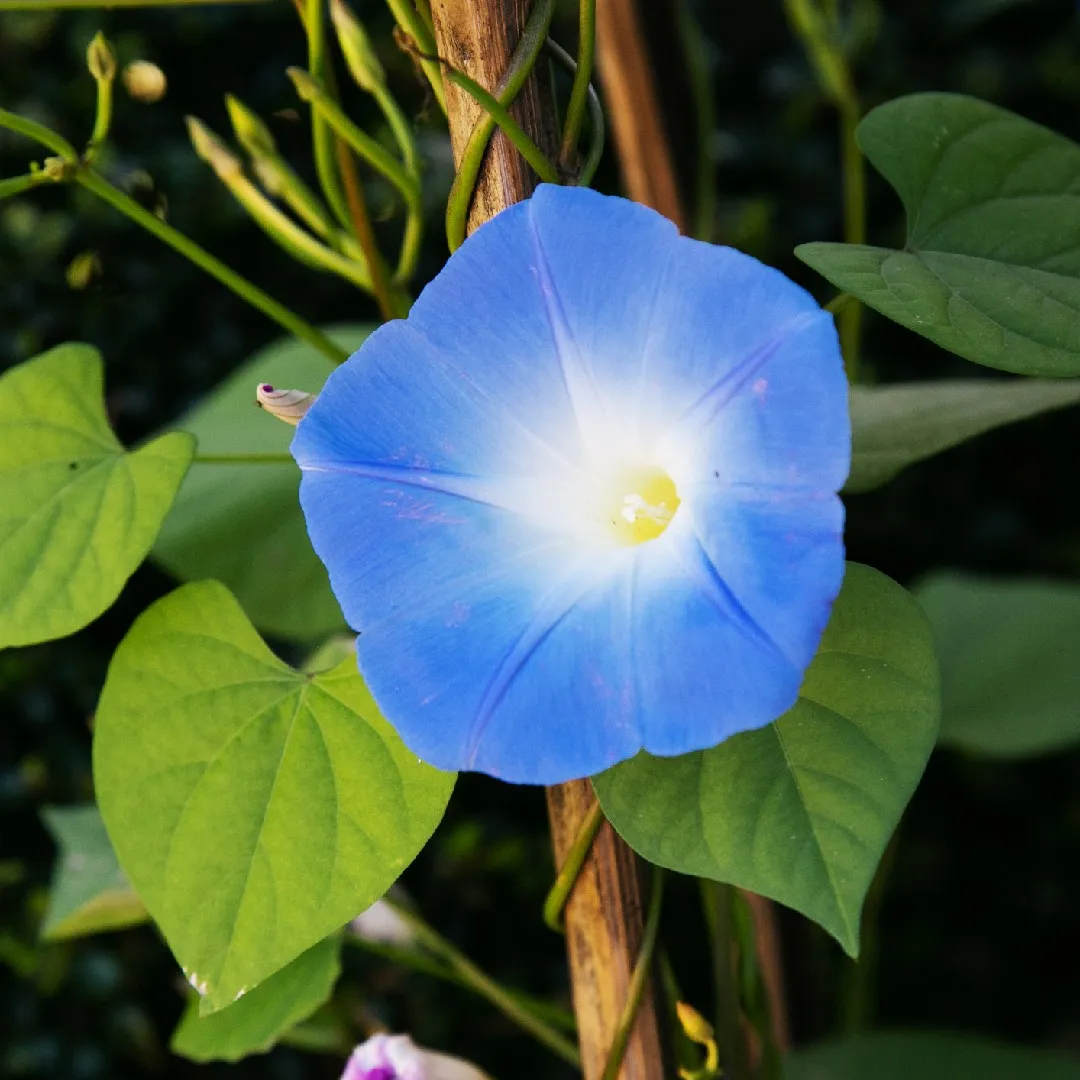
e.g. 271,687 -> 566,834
2,0 -> 1079,1077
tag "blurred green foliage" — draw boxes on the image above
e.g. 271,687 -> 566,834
2,1 -> 1080,1078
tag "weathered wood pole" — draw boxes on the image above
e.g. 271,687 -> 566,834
427,3 -> 668,1077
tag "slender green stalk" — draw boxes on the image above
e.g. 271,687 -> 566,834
334,138 -> 398,319
344,934 -> 577,1033
784,0 -> 866,380
193,453 -> 296,464
544,37 -> 604,187
825,291 -> 853,314
842,832 -> 899,1033
384,0 -> 446,114
543,798 -> 604,932
838,96 -> 865,380
303,0 -> 354,233
386,901 -> 581,1068
699,880 -> 745,1079
289,69 -> 421,210
413,0 -> 433,35
732,891 -> 782,1080
600,869 -> 665,1080
0,175 -> 44,199
676,0 -> 716,242
0,107 -> 77,159
445,0 -> 556,251
444,66 -> 558,184
75,170 -> 348,364
559,0 -> 596,168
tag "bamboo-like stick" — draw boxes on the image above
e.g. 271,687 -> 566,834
428,3 -> 668,1077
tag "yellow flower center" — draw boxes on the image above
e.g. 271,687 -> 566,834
605,465 -> 681,546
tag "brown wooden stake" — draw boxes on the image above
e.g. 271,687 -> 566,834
593,2 -> 793,1059
427,2 -> 668,1077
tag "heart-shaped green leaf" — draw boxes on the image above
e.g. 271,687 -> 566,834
848,378 -> 1080,492
0,343 -> 194,647
593,563 -> 939,956
919,573 -> 1080,758
40,804 -> 148,941
786,1032 -> 1080,1080
171,935 -> 341,1063
153,326 -> 372,641
798,94 -> 1080,376
93,580 -> 455,1013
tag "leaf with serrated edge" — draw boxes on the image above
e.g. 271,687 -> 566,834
593,564 -> 939,956
798,94 -> 1080,376
847,378 -> 1080,492
153,326 -> 371,641
0,344 -> 194,647
171,936 -> 340,1062
40,805 -> 148,941
93,581 -> 455,1012
920,573 -> 1080,758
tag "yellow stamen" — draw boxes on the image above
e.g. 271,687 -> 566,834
605,465 -> 680,545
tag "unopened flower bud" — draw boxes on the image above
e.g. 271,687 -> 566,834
676,1001 -> 720,1079
122,60 -> 167,104
330,0 -> 385,93
225,94 -> 277,159
342,1035 -> 490,1080
286,67 -> 320,104
256,383 -> 317,425
349,897 -> 415,948
186,116 -> 243,181
87,32 -> 116,83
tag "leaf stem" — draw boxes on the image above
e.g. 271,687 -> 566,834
0,107 -> 78,159
385,900 -> 582,1067
192,453 -> 296,464
838,96 -> 865,380
75,170 -> 349,364
559,0 -> 596,169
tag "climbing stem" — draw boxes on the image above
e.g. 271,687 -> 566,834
559,0 -> 596,168
543,798 -> 605,932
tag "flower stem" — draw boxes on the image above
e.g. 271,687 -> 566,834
838,95 -> 865,380
544,37 -> 604,187
559,0 -> 596,169
676,0 -> 716,242
385,900 -> 582,1068
75,170 -> 349,364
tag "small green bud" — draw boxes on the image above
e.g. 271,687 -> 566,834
286,67 -> 320,104
87,32 -> 116,83
66,251 -> 102,291
185,116 -> 243,181
225,95 -> 277,159
330,0 -> 385,93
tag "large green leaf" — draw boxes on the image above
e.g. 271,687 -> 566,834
593,564 -> 939,956
93,580 -> 455,1013
152,326 -> 371,642
0,344 -> 194,648
40,805 -> 148,941
919,573 -> 1080,757
797,94 -> 1080,376
171,935 -> 341,1062
786,1031 -> 1080,1080
848,378 -> 1080,492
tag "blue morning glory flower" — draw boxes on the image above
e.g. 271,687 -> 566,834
292,184 -> 849,785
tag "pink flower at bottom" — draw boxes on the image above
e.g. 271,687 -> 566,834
342,1035 -> 489,1080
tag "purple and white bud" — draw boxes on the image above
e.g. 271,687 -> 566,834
255,383 -> 317,425
342,1035 -> 490,1080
